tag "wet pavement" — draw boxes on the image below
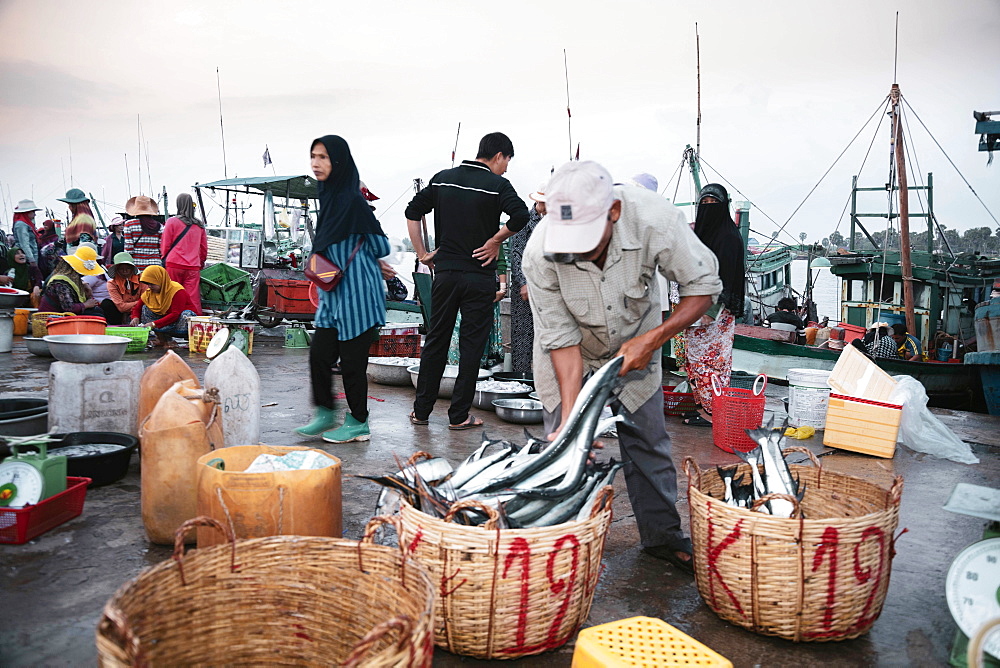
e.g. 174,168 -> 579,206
1,335 -> 998,667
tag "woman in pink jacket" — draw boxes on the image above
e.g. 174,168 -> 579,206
160,193 -> 208,315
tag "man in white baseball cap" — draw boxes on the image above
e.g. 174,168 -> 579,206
523,160 -> 723,574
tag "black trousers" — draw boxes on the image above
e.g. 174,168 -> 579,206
413,270 -> 495,424
309,326 -> 377,422
99,299 -> 125,326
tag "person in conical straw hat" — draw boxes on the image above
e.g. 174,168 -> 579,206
123,195 -> 163,272
38,244 -> 105,316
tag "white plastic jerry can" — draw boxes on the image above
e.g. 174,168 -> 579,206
204,346 -> 261,446
48,361 -> 144,436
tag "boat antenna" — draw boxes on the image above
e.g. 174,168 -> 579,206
564,49 -> 573,161
893,12 -> 899,83
68,138 -> 74,187
217,67 -> 228,179
124,153 -> 131,198
451,122 -> 461,167
696,22 -> 702,157
145,141 -> 153,196
137,115 -> 142,194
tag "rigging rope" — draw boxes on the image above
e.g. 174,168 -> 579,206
902,96 -> 1000,230
375,183 -> 416,222
774,95 -> 891,243
830,99 -> 891,241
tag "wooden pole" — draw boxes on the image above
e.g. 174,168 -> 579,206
891,84 -> 917,336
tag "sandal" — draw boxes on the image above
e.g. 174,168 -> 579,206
682,415 -> 712,427
448,416 -> 484,431
408,412 -> 429,426
643,546 -> 695,575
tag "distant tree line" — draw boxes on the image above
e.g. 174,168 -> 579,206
823,225 -> 1000,256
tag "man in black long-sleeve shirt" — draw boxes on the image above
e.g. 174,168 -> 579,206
406,132 -> 529,429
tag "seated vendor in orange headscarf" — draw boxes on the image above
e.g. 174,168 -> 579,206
128,265 -> 196,349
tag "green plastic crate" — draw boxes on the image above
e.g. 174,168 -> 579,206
200,263 -> 253,305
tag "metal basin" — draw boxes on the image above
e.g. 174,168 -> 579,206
0,398 -> 49,451
491,371 -> 535,387
0,287 -> 29,308
472,387 -> 532,411
366,358 -> 421,386
493,398 -> 544,424
23,337 -> 53,357
43,334 -> 131,364
407,364 -> 491,399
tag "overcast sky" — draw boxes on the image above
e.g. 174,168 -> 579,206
1,0 -> 998,248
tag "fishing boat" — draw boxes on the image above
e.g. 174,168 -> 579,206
192,175 -> 422,327
731,83 -> 999,411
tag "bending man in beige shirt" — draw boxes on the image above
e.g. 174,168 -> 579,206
522,160 -> 722,573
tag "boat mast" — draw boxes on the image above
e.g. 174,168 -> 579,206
685,24 -> 704,195
891,83 -> 917,336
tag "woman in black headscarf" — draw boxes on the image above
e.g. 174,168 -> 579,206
294,135 -> 391,444
681,183 -> 746,425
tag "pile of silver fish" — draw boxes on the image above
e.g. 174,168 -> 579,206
364,357 -> 627,529
714,417 -> 805,518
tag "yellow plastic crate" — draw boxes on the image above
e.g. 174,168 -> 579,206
822,393 -> 902,458
572,616 -> 732,668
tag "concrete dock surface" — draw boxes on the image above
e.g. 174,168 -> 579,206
1,337 -> 998,667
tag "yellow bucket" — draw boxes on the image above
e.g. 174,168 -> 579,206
13,308 -> 37,336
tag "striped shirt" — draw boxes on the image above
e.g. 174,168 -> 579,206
313,233 -> 390,340
523,185 -> 722,413
123,218 -> 162,271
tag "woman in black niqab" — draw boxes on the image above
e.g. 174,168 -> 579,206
311,135 -> 385,252
680,183 -> 745,426
693,183 -> 745,315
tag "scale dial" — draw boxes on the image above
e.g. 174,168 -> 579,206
946,537 -> 1000,659
0,460 -> 45,507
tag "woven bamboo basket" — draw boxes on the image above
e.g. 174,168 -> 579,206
392,488 -> 614,659
682,447 -> 904,642
96,517 -> 436,667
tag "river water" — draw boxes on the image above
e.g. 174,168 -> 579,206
790,258 -> 840,323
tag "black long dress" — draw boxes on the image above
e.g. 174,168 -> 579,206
508,206 -> 541,372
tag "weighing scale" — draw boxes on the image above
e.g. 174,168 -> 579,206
0,438 -> 68,508
943,483 -> 1000,667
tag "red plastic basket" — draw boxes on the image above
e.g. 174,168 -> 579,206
369,334 -> 422,358
711,374 -> 767,453
663,385 -> 697,416
0,476 -> 91,545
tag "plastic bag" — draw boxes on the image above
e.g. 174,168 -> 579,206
889,375 -> 979,464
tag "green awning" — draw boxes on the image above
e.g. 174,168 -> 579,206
194,175 -> 318,200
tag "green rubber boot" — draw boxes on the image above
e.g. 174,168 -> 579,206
322,413 -> 370,443
294,406 -> 338,437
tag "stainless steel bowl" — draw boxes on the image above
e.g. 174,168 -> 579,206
43,334 -> 131,364
23,336 -> 53,357
528,391 -> 539,400
407,364 -> 491,398
0,398 -> 49,445
492,398 -> 544,424
0,287 -> 29,308
491,371 -> 535,387
366,358 -> 420,386
472,388 -> 532,411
